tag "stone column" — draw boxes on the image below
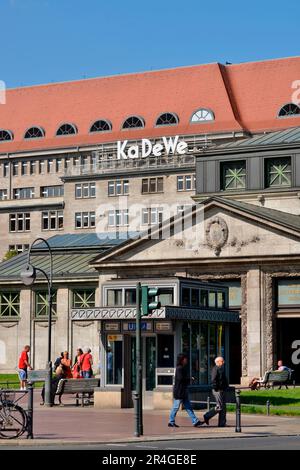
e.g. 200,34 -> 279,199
246,267 -> 263,380
55,287 -> 69,357
18,288 -> 33,365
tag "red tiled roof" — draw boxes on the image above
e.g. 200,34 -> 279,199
0,57 -> 299,154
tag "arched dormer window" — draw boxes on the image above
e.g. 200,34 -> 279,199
24,126 -> 45,139
190,108 -> 215,123
0,129 -> 13,141
122,116 -> 145,129
156,112 -> 179,126
90,119 -> 112,133
56,123 -> 77,136
278,103 -> 300,118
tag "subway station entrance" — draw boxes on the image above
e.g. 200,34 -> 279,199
71,277 -> 240,409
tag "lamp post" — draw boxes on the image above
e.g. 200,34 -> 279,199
20,238 -> 53,407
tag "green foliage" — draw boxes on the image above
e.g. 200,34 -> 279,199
2,249 -> 18,262
0,374 -> 43,389
227,389 -> 300,416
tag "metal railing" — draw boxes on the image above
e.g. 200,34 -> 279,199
0,382 -> 34,439
64,154 -> 196,177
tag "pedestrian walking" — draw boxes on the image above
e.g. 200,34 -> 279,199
18,345 -> 32,390
168,353 -> 202,428
203,356 -> 228,427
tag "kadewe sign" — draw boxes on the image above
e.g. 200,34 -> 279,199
117,135 -> 188,160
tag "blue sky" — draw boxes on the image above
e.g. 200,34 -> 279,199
1,0 -> 300,89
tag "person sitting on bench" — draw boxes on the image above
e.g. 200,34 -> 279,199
40,364 -> 67,406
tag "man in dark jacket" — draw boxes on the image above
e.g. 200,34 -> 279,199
203,356 -> 228,427
168,353 -> 202,428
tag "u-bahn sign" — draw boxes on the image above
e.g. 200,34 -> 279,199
117,135 -> 188,160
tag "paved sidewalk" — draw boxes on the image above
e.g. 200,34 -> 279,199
1,391 -> 300,446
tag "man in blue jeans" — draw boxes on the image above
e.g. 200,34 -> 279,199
168,353 -> 203,428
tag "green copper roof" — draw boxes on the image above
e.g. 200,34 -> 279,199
0,233 -> 137,282
213,127 -> 300,150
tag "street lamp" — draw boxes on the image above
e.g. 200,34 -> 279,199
20,238 -> 53,407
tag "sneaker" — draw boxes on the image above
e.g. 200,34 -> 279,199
203,417 -> 209,426
168,423 -> 179,428
193,420 -> 204,427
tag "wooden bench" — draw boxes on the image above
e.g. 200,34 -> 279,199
55,378 -> 100,406
257,370 -> 291,389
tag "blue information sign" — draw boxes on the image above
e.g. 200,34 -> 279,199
128,322 -> 148,331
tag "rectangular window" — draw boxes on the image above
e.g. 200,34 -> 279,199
107,210 -> 129,227
55,159 -> 63,172
47,159 -> 54,173
221,161 -> 246,190
0,292 -> 20,317
107,180 -> 129,196
125,288 -> 136,306
72,289 -> 96,308
108,181 -> 115,196
8,244 -> 29,254
39,160 -> 45,174
64,157 -> 71,169
265,157 -> 291,188
35,290 -> 57,317
142,207 -> 163,225
217,292 -> 225,308
3,162 -> 9,177
41,185 -> 64,198
106,337 -> 123,385
75,211 -> 95,229
42,211 -> 64,230
141,177 -> 164,194
29,161 -> 36,175
75,183 -> 96,199
177,175 -> 195,191
191,288 -> 200,307
13,187 -> 35,199
107,289 -> 123,307
209,292 -> 217,308
200,290 -> 208,307
0,189 -> 8,200
21,161 -> 27,176
182,287 -> 190,306
157,288 -> 174,306
12,162 -> 19,176
9,213 -> 30,232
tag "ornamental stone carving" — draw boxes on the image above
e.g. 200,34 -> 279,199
205,217 -> 228,256
264,268 -> 300,372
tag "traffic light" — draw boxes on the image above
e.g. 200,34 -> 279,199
141,286 -> 161,316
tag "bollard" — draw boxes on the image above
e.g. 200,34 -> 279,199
266,400 -> 270,416
27,382 -> 34,439
235,389 -> 241,433
207,395 -> 210,411
133,392 -> 140,437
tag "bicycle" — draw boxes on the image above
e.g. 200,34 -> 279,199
0,391 -> 27,439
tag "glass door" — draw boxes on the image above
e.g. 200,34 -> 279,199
130,336 -> 157,407
145,337 -> 156,391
